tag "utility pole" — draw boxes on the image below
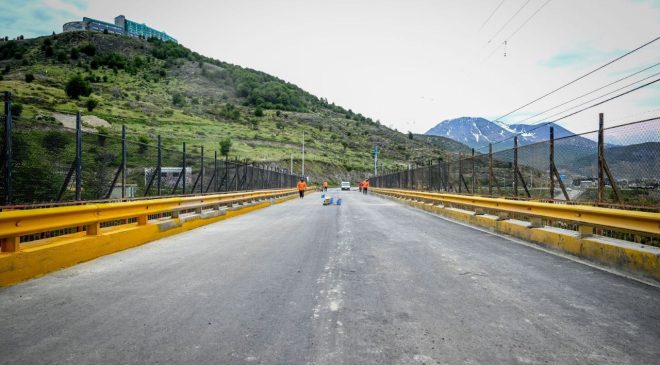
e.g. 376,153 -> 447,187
301,130 -> 305,177
372,145 -> 380,176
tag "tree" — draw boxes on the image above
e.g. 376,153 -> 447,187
219,138 -> 232,157
80,43 -> 96,56
254,106 -> 264,117
408,131 -> 414,140
65,75 -> 92,99
70,48 -> 80,60
86,98 -> 99,112
24,73 -> 34,83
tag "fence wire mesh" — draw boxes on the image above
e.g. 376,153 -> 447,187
373,118 -> 660,210
0,107 -> 297,207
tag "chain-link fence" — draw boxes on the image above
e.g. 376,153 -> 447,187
0,93 -> 298,207
374,116 -> 660,210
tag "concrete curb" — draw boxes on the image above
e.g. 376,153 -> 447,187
376,192 -> 660,283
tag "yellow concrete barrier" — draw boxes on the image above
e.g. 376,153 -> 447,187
372,188 -> 660,282
0,189 -> 304,287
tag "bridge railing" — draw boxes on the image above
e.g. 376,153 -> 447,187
0,92 -> 299,207
373,114 -> 660,210
371,187 -> 660,247
0,188 -> 298,252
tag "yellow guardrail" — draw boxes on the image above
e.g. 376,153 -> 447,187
372,188 -> 660,236
0,188 -> 298,252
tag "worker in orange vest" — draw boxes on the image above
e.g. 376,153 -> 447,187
358,180 -> 363,193
362,178 -> 370,195
322,181 -> 328,192
297,178 -> 307,199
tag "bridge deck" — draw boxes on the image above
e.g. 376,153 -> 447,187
1,189 -> 658,364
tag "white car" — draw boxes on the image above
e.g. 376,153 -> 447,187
340,181 -> 350,191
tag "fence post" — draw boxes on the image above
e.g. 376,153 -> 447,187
514,136 -> 518,197
214,150 -> 218,192
235,157 -> 239,191
597,114 -> 604,203
3,91 -> 12,205
488,143 -> 493,196
200,146 -> 204,194
75,111 -> 82,201
549,127 -> 555,199
182,142 -> 187,195
471,148 -> 475,195
157,135 -> 162,196
428,159 -> 432,191
121,125 -> 127,199
458,153 -> 462,193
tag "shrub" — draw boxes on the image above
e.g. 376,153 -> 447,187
70,48 -> 80,60
56,50 -> 67,63
44,46 -> 54,57
219,138 -> 232,157
11,103 -> 23,117
138,135 -> 150,154
172,93 -> 185,106
24,73 -> 34,83
42,130 -> 71,154
254,106 -> 264,117
80,43 -> 96,56
65,75 -> 92,99
86,98 -> 99,112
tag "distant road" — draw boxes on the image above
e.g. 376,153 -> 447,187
1,189 -> 658,364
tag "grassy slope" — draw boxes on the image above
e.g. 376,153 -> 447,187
0,32 -> 466,183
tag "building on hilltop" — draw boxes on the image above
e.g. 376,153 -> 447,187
62,15 -> 177,43
114,15 -> 177,43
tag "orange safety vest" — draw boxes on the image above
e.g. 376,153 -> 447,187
363,180 -> 370,188
297,181 -> 307,191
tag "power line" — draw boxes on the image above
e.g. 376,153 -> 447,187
476,77 -> 660,151
487,0 -> 532,44
514,61 -> 660,124
528,71 -> 660,123
478,0 -> 506,31
483,0 -> 552,60
492,35 -> 660,123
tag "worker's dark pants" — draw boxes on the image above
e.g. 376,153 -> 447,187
299,190 -> 305,198
363,188 -> 368,195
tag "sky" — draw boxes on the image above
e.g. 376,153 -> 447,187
1,0 -> 659,135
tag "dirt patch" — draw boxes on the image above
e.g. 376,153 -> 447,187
52,112 -> 111,132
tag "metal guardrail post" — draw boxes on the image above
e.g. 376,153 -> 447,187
514,136 -> 518,197
75,112 -> 82,201
121,125 -> 126,199
157,135 -> 162,196
3,92 -> 12,205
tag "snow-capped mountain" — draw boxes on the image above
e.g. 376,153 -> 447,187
425,117 -> 595,151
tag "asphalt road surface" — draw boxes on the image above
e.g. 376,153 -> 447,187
1,189 -> 659,364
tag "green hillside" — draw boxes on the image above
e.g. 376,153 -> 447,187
0,32 -> 465,182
